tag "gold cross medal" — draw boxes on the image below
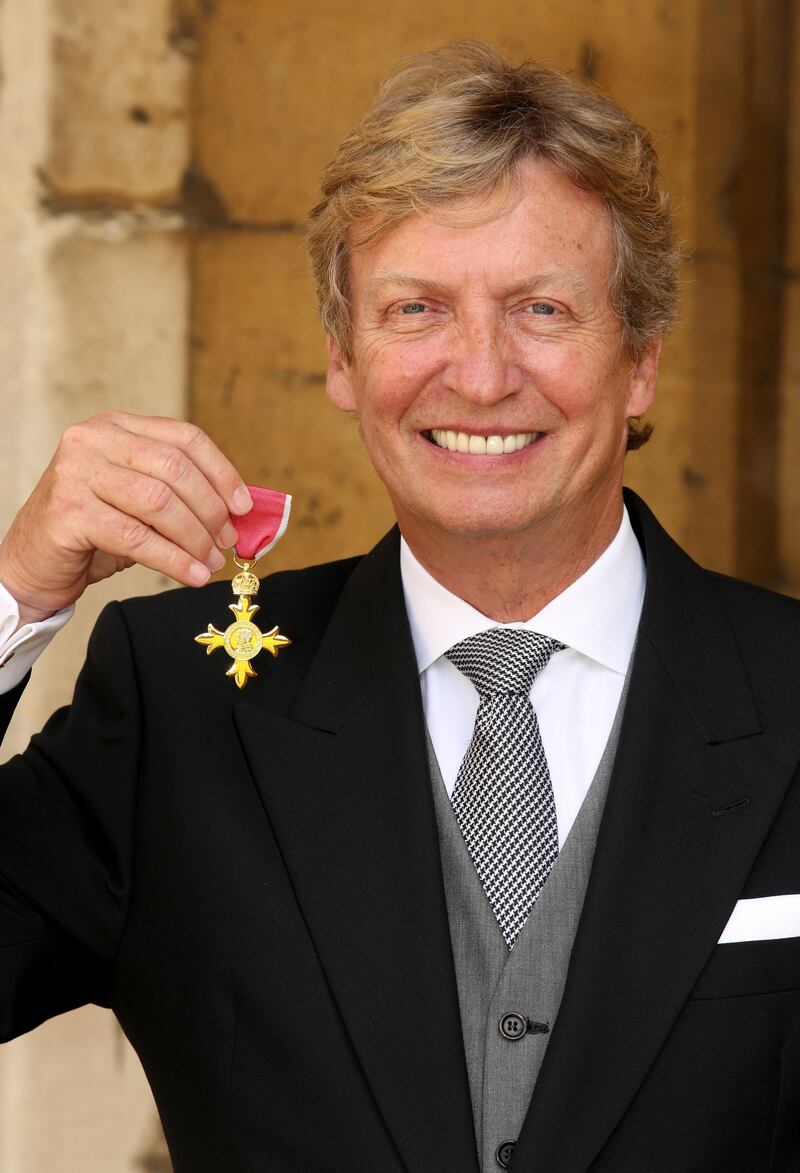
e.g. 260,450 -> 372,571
195,486 -> 292,688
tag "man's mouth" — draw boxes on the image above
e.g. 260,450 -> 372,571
426,429 -> 542,455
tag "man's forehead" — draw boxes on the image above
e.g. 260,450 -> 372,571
348,162 -> 614,304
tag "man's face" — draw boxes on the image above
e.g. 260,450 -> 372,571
327,157 -> 659,548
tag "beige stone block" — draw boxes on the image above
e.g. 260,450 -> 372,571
0,0 -> 51,202
193,0 -> 695,226
690,0 -> 746,259
630,254 -> 743,579
682,256 -> 742,575
0,0 -> 52,525
0,1007 -> 160,1172
191,230 -> 396,569
44,228 -> 189,429
46,0 -> 190,203
786,6 -> 800,270
624,272 -> 696,548
778,287 -> 800,596
777,10 -> 800,596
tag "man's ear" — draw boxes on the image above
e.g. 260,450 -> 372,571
625,336 -> 662,418
326,336 -> 358,412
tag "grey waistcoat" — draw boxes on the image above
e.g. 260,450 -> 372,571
428,682 -> 629,1172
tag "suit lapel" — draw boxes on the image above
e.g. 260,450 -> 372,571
513,493 -> 800,1172
234,531 -> 479,1173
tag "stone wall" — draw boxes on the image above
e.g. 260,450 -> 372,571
0,1 -> 187,1168
0,1 -> 797,1169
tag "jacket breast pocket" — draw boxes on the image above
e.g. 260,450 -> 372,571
689,935 -> 800,1000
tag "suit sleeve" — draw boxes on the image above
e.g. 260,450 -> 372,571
0,675 -> 29,738
0,601 -> 140,1042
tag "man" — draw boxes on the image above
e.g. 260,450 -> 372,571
0,41 -> 798,1173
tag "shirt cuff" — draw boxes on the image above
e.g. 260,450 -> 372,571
0,580 -> 74,692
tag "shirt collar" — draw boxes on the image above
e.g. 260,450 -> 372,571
400,506 -> 645,677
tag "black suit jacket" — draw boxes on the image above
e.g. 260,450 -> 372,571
1,491 -> 800,1172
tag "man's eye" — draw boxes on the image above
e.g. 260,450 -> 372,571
400,302 -> 428,314
526,302 -> 556,315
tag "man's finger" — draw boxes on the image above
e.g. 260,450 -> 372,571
78,424 -> 241,549
92,465 -> 229,571
85,500 -> 221,587
107,412 -> 253,517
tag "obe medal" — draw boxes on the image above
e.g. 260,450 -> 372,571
194,486 -> 292,689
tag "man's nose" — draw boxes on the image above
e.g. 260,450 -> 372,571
444,318 -> 523,404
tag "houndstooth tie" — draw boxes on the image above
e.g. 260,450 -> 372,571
446,628 -> 565,949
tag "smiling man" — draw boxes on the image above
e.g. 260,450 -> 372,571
324,156 -> 658,621
0,41 -> 799,1173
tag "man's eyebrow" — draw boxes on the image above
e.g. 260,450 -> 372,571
366,269 -> 594,300
366,272 -> 452,298
502,271 -> 594,299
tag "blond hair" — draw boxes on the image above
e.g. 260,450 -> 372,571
308,41 -> 680,449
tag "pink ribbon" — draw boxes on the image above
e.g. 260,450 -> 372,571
232,486 -> 292,562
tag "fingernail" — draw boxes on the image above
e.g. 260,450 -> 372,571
190,562 -> 211,586
232,486 -> 253,514
207,548 -> 226,572
219,521 -> 238,548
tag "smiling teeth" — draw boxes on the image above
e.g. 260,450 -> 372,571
429,430 -> 540,454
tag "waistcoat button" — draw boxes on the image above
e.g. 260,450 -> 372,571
499,1012 -> 527,1040
496,1139 -> 516,1167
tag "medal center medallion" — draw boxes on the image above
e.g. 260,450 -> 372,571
224,620 -> 263,660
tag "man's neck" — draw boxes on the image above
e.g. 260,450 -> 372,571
398,496 -> 625,622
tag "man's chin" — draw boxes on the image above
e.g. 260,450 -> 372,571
397,500 -> 552,545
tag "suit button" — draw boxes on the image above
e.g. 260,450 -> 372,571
496,1140 -> 516,1167
499,1012 -> 527,1040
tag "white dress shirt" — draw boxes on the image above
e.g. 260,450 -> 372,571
400,508 -> 646,848
0,581 -> 72,691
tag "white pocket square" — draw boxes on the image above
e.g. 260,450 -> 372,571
718,894 -> 800,944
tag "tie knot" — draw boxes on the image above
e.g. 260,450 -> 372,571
445,628 -> 564,697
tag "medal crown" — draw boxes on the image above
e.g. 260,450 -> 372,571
232,570 -> 260,597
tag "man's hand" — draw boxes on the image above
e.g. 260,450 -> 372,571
0,412 -> 253,624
